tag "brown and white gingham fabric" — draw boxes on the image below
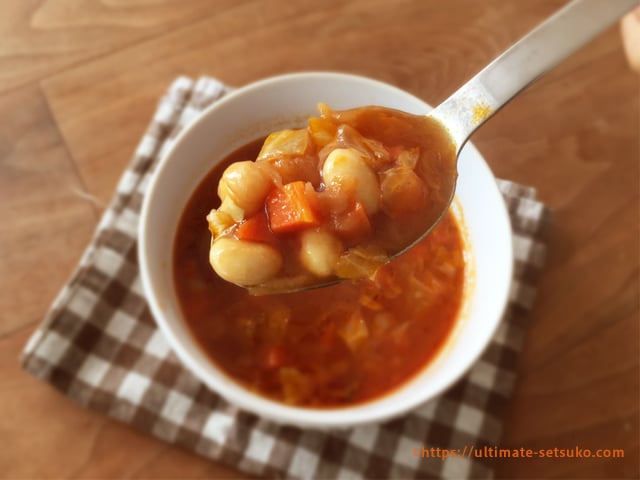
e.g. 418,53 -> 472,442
21,77 -> 551,479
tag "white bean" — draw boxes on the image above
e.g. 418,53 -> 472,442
322,148 -> 380,215
209,237 -> 282,286
217,161 -> 273,216
299,229 -> 342,277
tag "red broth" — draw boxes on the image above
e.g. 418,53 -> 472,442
173,139 -> 466,408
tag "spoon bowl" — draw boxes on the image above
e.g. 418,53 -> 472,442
258,0 -> 637,294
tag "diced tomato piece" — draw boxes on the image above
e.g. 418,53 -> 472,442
235,210 -> 274,244
266,181 -> 320,233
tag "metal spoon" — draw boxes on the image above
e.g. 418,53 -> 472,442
252,0 -> 637,295
428,0 -> 637,154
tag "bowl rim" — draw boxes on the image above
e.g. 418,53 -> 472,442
138,71 -> 513,428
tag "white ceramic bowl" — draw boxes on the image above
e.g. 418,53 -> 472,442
138,72 -> 513,428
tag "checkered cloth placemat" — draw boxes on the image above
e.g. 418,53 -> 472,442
21,76 -> 551,479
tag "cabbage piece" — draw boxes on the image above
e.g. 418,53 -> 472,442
334,245 -> 389,280
206,209 -> 235,238
257,129 -> 310,162
380,165 -> 427,217
317,102 -> 333,118
257,128 -> 320,185
359,292 -> 383,311
396,147 -> 420,169
370,312 -> 395,335
265,302 -> 291,342
308,116 -> 338,148
337,310 -> 369,351
279,367 -> 312,405
331,124 -> 392,170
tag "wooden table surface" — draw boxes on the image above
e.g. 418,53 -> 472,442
1,1 -> 638,478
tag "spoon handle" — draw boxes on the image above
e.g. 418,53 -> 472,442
429,0 -> 638,153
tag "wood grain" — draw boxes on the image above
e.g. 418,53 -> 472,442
0,0 -> 247,94
1,0 -> 638,478
0,85 -> 96,337
476,26 -> 640,480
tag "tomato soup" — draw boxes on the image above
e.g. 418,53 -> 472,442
173,139 -> 467,408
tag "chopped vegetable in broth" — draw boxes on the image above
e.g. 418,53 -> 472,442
206,104 -> 457,293
173,136 -> 467,407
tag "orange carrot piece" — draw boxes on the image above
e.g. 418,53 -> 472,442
235,210 -> 273,243
266,181 -> 320,233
